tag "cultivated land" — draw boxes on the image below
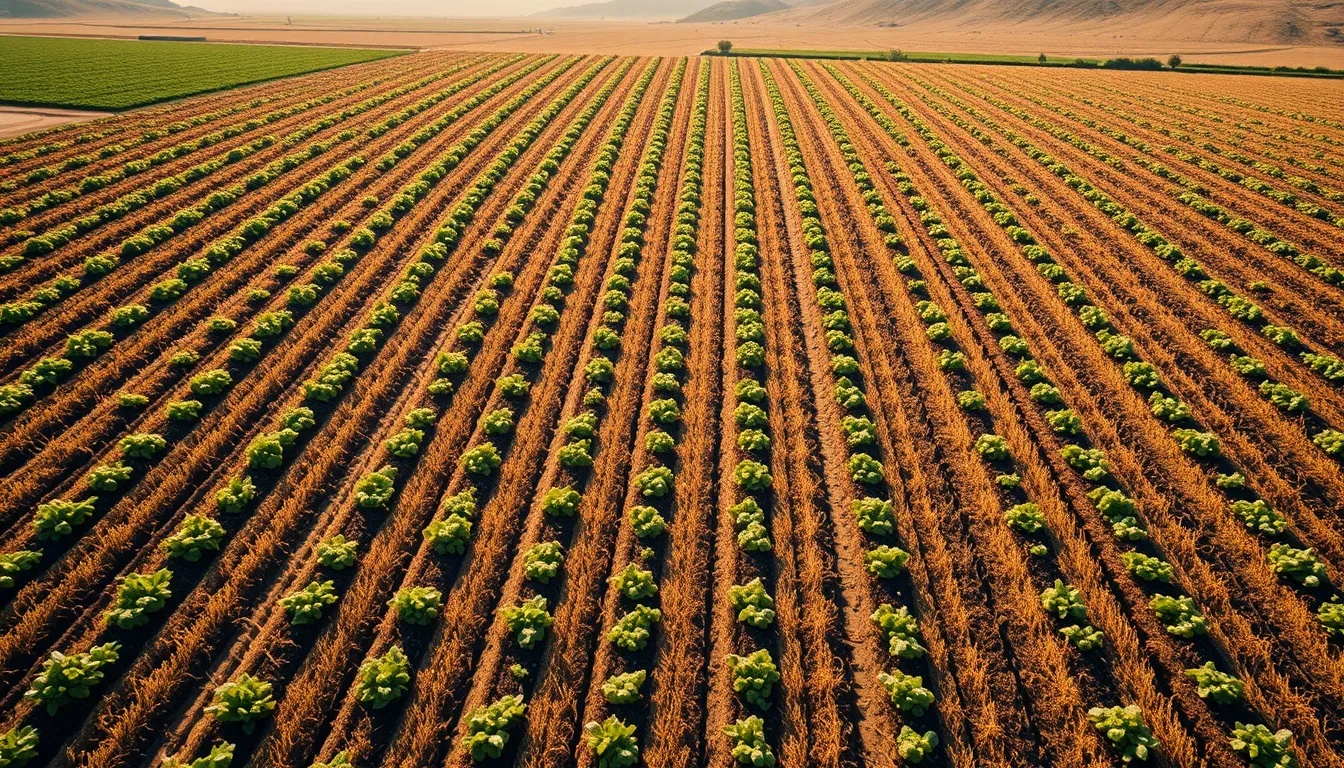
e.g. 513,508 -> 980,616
0,50 -> 1342,768
1,16 -> 1341,68
0,36 -> 404,110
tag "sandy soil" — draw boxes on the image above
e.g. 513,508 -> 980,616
0,15 -> 1340,67
0,104 -> 111,139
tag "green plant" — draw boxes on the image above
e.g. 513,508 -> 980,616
0,550 -> 41,589
87,462 -> 134,492
502,595 -> 553,649
204,674 -> 275,732
33,496 -> 97,540
601,669 -> 646,704
309,752 -> 351,768
877,669 -> 934,715
460,444 -> 501,476
584,715 -> 639,768
464,694 -> 526,761
1267,543 -> 1326,587
871,603 -> 926,658
1060,623 -> 1104,651
0,726 -> 39,766
354,465 -> 397,508
607,605 -> 661,651
1228,722 -> 1298,768
162,740 -> 235,768
542,485 -> 582,517
628,505 -> 666,539
316,535 -> 357,569
864,545 -> 909,579
1005,502 -> 1046,533
523,541 -> 564,584
728,578 -> 776,628
1122,552 -> 1173,582
725,648 -> 780,709
723,715 -> 774,766
388,586 -> 442,624
279,580 -> 338,625
1041,580 -> 1087,621
1088,705 -> 1160,762
1185,661 -> 1243,704
24,642 -> 120,713
161,514 -> 225,561
355,645 -> 410,709
1151,594 -> 1207,637
895,726 -> 938,762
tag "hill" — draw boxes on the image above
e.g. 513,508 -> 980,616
679,0 -> 797,23
753,0 -> 1343,46
0,0 -> 206,18
534,0 -> 717,19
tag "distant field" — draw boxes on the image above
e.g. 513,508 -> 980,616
0,36 -> 404,110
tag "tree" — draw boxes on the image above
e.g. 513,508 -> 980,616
717,40 -> 733,54
1038,52 -> 1047,63
1167,54 -> 1182,69
888,49 -> 907,62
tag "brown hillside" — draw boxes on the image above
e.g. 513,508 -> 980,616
757,0 -> 1343,45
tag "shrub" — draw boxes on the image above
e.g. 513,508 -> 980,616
1087,705 -> 1160,762
205,674 -> 275,733
602,669 -> 647,704
279,580 -> 338,625
583,716 -> 639,768
104,569 -> 172,628
877,669 -> 934,716
389,586 -> 442,625
725,648 -> 780,710
24,641 -> 120,713
871,604 -> 926,658
355,646 -> 410,709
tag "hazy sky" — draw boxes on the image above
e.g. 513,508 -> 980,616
191,0 -> 586,16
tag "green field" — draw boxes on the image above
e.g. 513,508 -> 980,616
0,36 -> 405,110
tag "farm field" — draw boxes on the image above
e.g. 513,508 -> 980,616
0,49 -> 1342,768
0,36 -> 405,110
